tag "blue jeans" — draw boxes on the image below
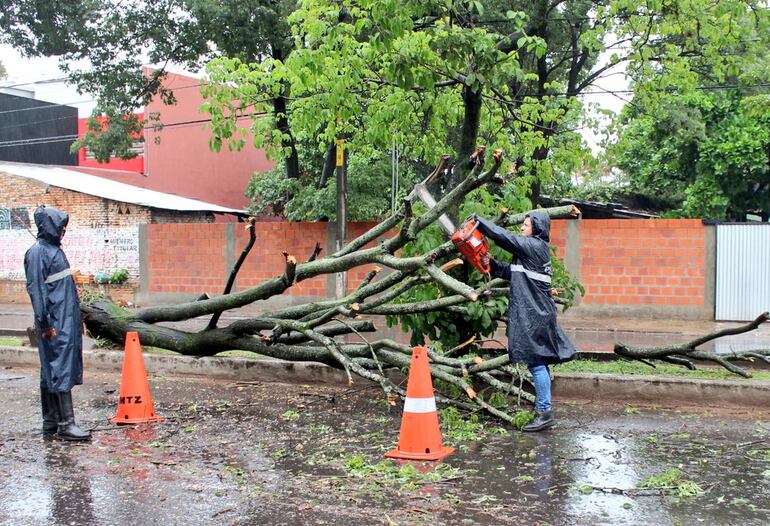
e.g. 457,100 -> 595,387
528,364 -> 552,413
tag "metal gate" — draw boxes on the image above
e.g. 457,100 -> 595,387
715,224 -> 770,321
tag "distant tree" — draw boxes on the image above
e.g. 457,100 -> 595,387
606,0 -> 770,220
0,60 -> 6,78
611,92 -> 770,220
204,0 -> 769,220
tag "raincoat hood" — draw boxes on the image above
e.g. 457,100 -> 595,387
527,211 -> 550,243
34,206 -> 68,246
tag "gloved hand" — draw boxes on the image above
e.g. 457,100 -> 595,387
480,254 -> 490,269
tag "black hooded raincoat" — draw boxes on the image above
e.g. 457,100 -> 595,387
476,212 -> 575,366
24,207 -> 83,392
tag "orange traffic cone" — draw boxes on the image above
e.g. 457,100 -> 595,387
110,332 -> 164,425
385,346 -> 455,461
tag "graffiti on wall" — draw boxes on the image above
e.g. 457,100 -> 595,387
0,230 -> 36,280
63,228 -> 140,277
0,226 -> 139,281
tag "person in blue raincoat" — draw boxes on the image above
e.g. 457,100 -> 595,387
475,211 -> 575,431
24,206 -> 90,441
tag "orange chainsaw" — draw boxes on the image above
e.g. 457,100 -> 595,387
412,183 -> 491,275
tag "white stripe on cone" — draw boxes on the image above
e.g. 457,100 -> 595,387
403,396 -> 437,413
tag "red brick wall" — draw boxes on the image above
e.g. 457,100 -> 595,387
143,219 -> 709,309
146,224 -> 229,294
550,219 -> 568,257
144,221 -> 396,297
346,222 -> 390,289
579,219 -> 706,306
236,222 -> 329,297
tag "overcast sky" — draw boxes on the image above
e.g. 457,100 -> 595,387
1,45 -> 68,84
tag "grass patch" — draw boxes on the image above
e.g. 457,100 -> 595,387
555,359 -> 770,381
0,336 -> 22,346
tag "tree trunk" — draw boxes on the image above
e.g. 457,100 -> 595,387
272,44 -> 299,180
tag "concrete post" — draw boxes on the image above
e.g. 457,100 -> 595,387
225,223 -> 236,292
565,219 -> 582,304
138,224 -> 148,296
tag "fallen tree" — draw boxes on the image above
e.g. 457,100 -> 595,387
82,149 -> 581,423
614,312 -> 770,378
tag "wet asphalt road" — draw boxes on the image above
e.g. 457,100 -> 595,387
1,366 -> 769,526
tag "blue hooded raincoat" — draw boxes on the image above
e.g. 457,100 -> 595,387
476,211 -> 575,366
24,206 -> 83,392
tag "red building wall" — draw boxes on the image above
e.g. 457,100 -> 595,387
142,71 -> 273,210
77,116 -> 145,173
73,70 -> 274,211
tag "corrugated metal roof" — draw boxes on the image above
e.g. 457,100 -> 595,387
0,161 -> 247,215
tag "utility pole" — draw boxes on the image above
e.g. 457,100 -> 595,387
335,134 -> 347,299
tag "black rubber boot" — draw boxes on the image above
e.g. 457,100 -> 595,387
40,385 -> 59,436
522,410 -> 556,432
54,391 -> 91,441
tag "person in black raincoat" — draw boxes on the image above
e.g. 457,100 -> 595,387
24,206 -> 91,441
475,211 -> 575,431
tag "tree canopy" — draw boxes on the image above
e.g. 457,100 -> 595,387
1,1 -> 767,220
603,0 -> 770,219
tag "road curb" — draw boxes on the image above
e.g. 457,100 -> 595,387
0,346 -> 351,385
3,345 -> 770,408
552,372 -> 770,408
